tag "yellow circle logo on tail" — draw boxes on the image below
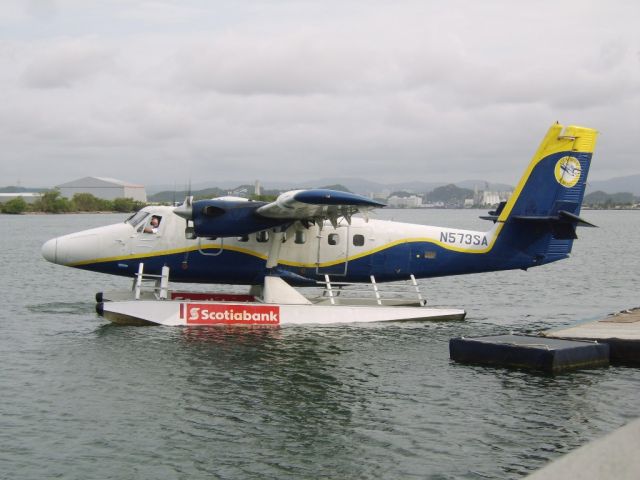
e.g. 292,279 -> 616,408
554,157 -> 581,188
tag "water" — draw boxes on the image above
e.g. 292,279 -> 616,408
1,210 -> 639,479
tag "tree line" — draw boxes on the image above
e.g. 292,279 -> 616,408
1,191 -> 146,214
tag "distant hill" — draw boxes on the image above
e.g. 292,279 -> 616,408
147,184 -> 283,203
13,171 -> 640,200
318,184 -> 352,193
148,178 -> 446,196
455,180 -> 514,192
583,190 -> 636,206
587,174 -> 640,196
148,173 -> 638,197
425,184 -> 473,205
148,188 -> 226,203
265,178 -> 511,195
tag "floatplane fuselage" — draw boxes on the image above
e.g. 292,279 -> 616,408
41,212 -> 507,285
41,123 -> 598,326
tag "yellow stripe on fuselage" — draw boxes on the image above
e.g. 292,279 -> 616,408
70,226 -> 504,269
69,243 -> 268,267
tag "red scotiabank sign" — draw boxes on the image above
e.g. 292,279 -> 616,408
180,303 -> 280,325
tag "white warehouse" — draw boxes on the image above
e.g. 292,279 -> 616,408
57,177 -> 147,202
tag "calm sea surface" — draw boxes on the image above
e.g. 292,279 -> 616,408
1,210 -> 640,479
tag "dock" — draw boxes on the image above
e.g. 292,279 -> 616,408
449,335 -> 609,373
544,307 -> 640,365
525,417 -> 640,479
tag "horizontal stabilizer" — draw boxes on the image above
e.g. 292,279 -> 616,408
479,201 -> 507,222
511,210 -> 596,240
556,210 -> 597,228
512,210 -> 596,228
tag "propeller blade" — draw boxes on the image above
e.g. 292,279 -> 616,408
174,196 -> 193,220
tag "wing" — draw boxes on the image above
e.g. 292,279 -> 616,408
256,189 -> 386,227
173,189 -> 385,238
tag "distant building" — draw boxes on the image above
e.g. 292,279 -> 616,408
473,185 -> 512,207
387,195 -> 423,208
57,177 -> 147,202
480,191 -> 501,206
370,192 -> 388,203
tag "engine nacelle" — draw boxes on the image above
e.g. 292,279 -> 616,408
189,199 -> 287,238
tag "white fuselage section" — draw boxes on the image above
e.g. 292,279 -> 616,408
42,205 -> 500,273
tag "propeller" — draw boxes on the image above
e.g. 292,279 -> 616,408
174,196 -> 195,239
174,195 -> 193,220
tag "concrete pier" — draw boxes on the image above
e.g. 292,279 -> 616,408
525,418 -> 640,479
544,307 -> 640,364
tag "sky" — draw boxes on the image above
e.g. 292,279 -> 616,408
1,0 -> 639,188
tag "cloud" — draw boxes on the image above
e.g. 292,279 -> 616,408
21,39 -> 115,88
25,0 -> 57,20
1,1 -> 639,187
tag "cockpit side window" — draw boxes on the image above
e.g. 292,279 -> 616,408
143,215 -> 162,234
125,211 -> 149,228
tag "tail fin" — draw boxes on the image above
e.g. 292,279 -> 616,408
496,123 -> 598,264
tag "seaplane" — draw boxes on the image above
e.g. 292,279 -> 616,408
42,123 -> 597,326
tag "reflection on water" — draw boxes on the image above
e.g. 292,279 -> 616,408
27,302 -> 96,315
180,325 -> 283,344
2,211 -> 640,479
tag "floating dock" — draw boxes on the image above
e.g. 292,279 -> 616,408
544,307 -> 640,365
449,335 -> 609,373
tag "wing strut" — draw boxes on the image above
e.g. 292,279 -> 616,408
265,227 -> 287,269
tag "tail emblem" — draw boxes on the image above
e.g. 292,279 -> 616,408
554,156 -> 582,188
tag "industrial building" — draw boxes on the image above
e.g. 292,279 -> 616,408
387,194 -> 424,208
56,177 -> 147,202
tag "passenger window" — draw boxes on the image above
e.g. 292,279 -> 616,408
237,235 -> 249,242
295,231 -> 306,244
328,233 -> 339,246
256,231 -> 269,243
353,234 -> 365,247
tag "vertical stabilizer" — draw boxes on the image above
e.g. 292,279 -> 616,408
495,123 -> 598,264
498,123 -> 597,222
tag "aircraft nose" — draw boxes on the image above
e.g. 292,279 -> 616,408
41,238 -> 58,264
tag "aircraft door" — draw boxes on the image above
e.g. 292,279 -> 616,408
315,224 -> 350,276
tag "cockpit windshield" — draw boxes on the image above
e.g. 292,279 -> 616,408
125,210 -> 150,228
